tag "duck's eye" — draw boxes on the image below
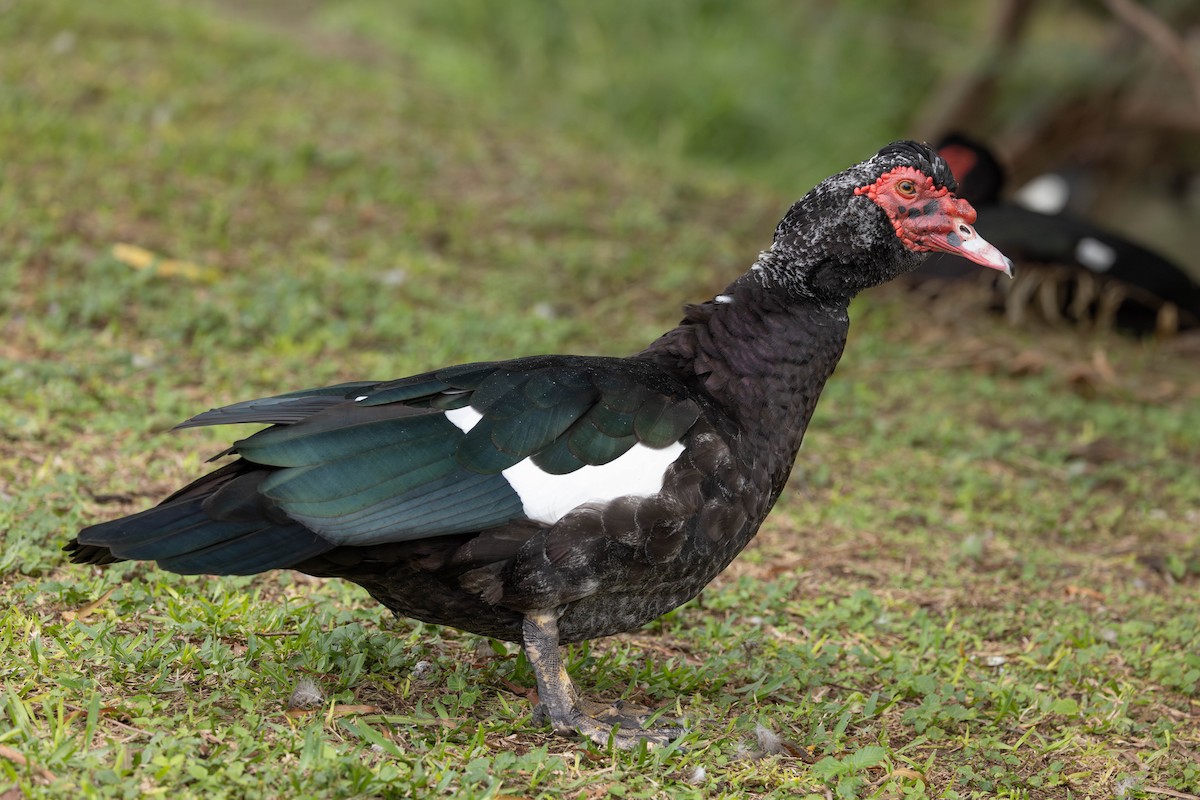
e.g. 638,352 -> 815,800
897,180 -> 917,198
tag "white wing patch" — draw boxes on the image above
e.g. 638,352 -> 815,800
1014,173 -> 1070,215
1075,237 -> 1116,272
444,406 -> 685,525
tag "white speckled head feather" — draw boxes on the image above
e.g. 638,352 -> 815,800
741,141 -> 965,303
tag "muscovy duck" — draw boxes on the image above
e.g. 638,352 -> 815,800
915,133 -> 1200,333
68,141 -> 1012,748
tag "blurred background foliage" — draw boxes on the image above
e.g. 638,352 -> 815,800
7,0 -> 1197,275
304,0 -> 1200,272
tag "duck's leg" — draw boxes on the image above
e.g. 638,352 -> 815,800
522,610 -> 684,749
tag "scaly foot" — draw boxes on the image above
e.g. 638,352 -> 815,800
523,611 -> 686,749
533,696 -> 685,748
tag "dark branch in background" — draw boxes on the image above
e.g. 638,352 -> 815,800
1103,0 -> 1200,113
916,0 -> 1200,170
1118,97 -> 1200,133
997,1 -> 1200,224
913,0 -> 1035,141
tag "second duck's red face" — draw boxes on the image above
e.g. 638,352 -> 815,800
855,166 -> 1013,276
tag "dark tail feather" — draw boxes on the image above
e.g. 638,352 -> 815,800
63,540 -> 125,566
67,460 -> 335,575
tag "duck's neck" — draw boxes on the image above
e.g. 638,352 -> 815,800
634,269 -> 851,495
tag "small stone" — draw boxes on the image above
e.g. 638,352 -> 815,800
51,31 -> 76,55
377,268 -> 408,287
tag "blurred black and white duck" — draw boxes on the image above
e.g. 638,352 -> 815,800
914,133 -> 1200,333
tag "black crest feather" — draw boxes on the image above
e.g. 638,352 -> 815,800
876,140 -> 958,194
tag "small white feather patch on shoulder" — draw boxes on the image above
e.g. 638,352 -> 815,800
714,294 -> 734,304
444,406 -> 685,525
1075,237 -> 1116,272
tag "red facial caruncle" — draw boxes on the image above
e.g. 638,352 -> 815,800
855,166 -> 1013,275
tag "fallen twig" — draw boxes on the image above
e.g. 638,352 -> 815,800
1143,787 -> 1200,800
0,744 -> 57,783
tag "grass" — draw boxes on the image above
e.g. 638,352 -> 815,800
2,1 -> 1199,798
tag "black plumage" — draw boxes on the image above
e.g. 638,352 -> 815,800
915,134 -> 1200,333
68,141 -> 1012,747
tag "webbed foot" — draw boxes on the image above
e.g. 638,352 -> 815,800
532,696 -> 685,747
523,611 -> 686,749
